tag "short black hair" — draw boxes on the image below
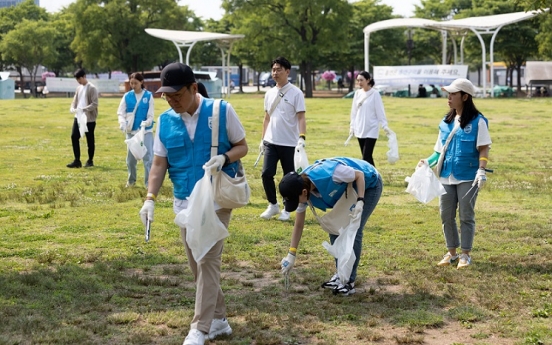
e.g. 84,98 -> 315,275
74,69 -> 86,79
271,57 -> 291,70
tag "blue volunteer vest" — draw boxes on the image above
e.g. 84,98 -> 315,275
158,98 -> 238,199
439,114 -> 488,180
124,90 -> 154,131
303,157 -> 379,211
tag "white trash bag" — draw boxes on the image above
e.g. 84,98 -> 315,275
405,164 -> 446,204
175,169 -> 229,262
386,129 -> 399,164
294,143 -> 309,174
125,126 -> 147,160
76,109 -> 88,138
322,216 -> 361,283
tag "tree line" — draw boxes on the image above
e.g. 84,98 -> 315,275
1,0 -> 550,97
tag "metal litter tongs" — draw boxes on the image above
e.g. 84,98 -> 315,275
462,168 -> 493,202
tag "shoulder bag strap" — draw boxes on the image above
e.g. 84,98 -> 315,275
435,122 -> 460,176
267,82 -> 293,116
132,91 -> 145,117
211,99 -> 221,158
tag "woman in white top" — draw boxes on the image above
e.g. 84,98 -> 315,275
349,71 -> 390,167
117,72 -> 155,188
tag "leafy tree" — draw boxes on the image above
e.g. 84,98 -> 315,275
340,0 -> 404,91
223,0 -> 352,97
48,11 -> 79,77
0,0 -> 49,83
513,0 -> 552,12
69,0 -> 202,75
0,19 -> 57,97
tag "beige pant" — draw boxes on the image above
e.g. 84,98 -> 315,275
180,208 -> 232,334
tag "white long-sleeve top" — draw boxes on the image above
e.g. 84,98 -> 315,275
349,88 -> 388,139
116,90 -> 155,134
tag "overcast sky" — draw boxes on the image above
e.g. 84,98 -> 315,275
40,0 -> 419,18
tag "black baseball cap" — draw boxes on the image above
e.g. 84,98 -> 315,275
156,62 -> 196,93
279,172 -> 305,212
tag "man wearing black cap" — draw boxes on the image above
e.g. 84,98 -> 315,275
278,157 -> 382,296
139,62 -> 248,345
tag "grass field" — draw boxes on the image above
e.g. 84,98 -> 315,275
0,94 -> 551,345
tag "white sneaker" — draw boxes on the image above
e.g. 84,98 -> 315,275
260,203 -> 280,219
278,210 -> 290,221
183,329 -> 205,345
209,318 -> 232,340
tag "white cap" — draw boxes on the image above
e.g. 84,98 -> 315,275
441,78 -> 476,96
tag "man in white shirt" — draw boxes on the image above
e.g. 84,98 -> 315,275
67,69 -> 98,168
259,57 -> 306,221
139,62 -> 248,345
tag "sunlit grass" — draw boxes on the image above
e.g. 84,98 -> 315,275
0,95 -> 551,344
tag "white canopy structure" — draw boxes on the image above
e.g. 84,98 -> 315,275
525,61 -> 552,85
363,10 -> 545,97
145,28 -> 244,97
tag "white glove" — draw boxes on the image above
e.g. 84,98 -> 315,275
349,127 -> 354,136
281,252 -> 296,274
472,168 -> 487,189
203,154 -> 226,174
350,200 -> 364,220
140,121 -> 148,128
119,122 -> 126,132
417,159 -> 429,170
139,200 -> 154,226
258,140 -> 265,154
70,107 -> 76,114
383,126 -> 391,136
296,138 -> 305,148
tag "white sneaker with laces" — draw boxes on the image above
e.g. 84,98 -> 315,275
457,253 -> 471,269
321,274 -> 341,289
209,318 -> 232,340
183,329 -> 205,345
278,210 -> 290,221
260,203 -> 280,219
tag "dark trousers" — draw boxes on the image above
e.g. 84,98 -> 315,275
261,141 -> 295,205
357,137 -> 377,167
71,118 -> 96,162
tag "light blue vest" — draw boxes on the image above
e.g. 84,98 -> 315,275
159,98 -> 238,199
303,157 -> 379,211
124,90 -> 154,131
439,114 -> 488,180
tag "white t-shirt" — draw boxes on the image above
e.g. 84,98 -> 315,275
350,88 -> 388,139
75,84 -> 88,118
297,164 -> 356,213
263,83 -> 306,147
434,116 -> 492,185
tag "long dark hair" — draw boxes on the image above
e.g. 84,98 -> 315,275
358,71 -> 375,87
129,72 -> 145,89
444,91 -> 482,128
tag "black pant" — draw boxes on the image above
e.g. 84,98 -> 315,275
357,137 -> 377,167
71,118 -> 96,162
261,141 -> 295,205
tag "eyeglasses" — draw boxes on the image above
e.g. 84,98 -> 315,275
161,88 -> 188,102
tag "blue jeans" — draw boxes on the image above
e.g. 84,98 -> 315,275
126,131 -> 153,187
440,182 -> 478,252
329,175 -> 383,283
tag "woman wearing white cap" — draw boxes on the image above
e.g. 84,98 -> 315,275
418,78 -> 492,269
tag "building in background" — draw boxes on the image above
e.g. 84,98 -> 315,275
0,0 -> 38,8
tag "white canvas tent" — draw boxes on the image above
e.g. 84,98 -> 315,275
363,10 -> 546,97
145,29 -> 244,97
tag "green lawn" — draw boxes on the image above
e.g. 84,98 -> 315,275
0,94 -> 551,345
